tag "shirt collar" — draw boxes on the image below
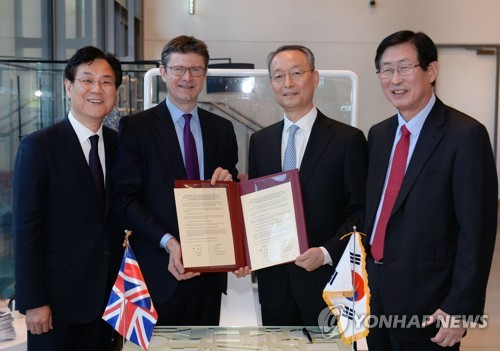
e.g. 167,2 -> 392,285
68,111 -> 103,143
165,96 -> 199,124
283,106 -> 317,132
397,93 -> 436,137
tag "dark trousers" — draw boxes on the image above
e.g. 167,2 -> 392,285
155,275 -> 223,326
260,277 -> 321,326
366,258 -> 460,351
27,317 -> 113,351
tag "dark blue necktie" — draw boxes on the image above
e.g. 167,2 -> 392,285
89,135 -> 105,205
183,114 -> 200,180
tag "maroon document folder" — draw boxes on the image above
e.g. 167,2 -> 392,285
174,169 -> 308,272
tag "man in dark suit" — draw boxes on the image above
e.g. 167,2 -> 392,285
248,45 -> 368,326
13,46 -> 123,350
111,35 -> 238,325
365,30 -> 498,351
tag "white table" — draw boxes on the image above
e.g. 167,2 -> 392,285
0,316 -> 26,351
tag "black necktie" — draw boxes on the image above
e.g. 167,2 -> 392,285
89,135 -> 105,205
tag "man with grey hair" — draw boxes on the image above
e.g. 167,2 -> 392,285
247,45 -> 368,325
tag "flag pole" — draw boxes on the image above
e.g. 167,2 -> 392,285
123,229 -> 132,247
350,226 -> 357,351
121,230 -> 132,350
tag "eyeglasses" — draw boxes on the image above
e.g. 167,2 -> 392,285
270,69 -> 314,83
167,66 -> 206,77
76,78 -> 115,90
377,64 -> 421,79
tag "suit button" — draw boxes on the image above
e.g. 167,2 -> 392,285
103,250 -> 110,256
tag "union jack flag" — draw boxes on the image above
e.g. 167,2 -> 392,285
103,237 -> 158,350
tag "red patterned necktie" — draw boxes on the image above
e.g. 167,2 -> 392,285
371,125 -> 411,261
183,114 -> 200,180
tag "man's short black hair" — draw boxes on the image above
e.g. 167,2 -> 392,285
64,46 -> 123,87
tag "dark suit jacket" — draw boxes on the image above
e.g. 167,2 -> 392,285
364,98 -> 498,341
13,118 -> 122,324
248,110 -> 368,312
111,102 -> 239,304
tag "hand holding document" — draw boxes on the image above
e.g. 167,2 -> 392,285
166,236 -> 200,281
232,265 -> 252,278
174,170 -> 308,272
295,247 -> 326,272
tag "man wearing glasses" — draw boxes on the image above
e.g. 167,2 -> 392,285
13,46 -> 123,349
112,35 -> 238,325
365,30 -> 497,350
247,45 -> 368,325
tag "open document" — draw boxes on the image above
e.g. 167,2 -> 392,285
174,169 -> 308,272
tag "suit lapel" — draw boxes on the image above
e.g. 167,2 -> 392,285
299,112 -> 335,187
103,126 -> 116,215
199,109 -> 216,179
366,116 -> 398,233
151,103 -> 187,179
268,121 -> 285,173
58,118 -> 102,205
391,100 -> 445,215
